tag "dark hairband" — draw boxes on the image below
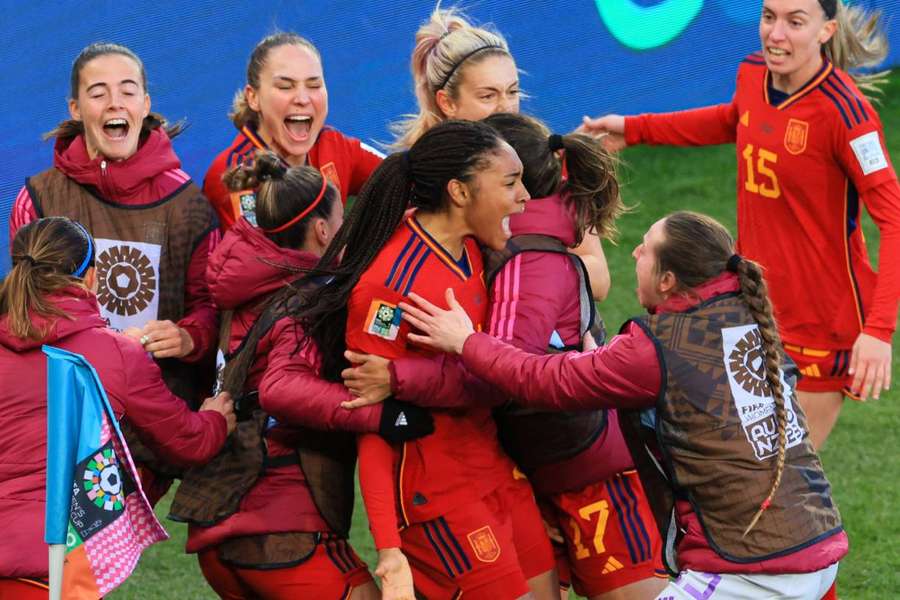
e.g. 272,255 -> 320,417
13,254 -> 38,267
258,160 -> 288,182
726,254 -> 743,273
548,134 -> 565,153
819,0 -> 837,19
438,44 -> 505,90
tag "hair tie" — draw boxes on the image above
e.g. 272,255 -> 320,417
438,44 -> 505,90
401,150 -> 412,171
726,254 -> 743,273
258,160 -> 288,182
71,221 -> 94,278
262,174 -> 329,234
818,0 -> 837,19
548,134 -> 565,153
13,254 -> 38,267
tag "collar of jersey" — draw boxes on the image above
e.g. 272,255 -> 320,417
406,216 -> 472,280
764,57 -> 834,110
240,124 -> 270,151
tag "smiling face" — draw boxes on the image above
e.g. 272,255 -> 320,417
68,53 -> 151,161
438,54 -> 520,121
246,43 -> 328,167
458,141 -> 529,250
760,0 -> 836,91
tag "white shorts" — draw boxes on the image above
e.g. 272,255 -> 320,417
655,563 -> 838,600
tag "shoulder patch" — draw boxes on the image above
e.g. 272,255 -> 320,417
849,131 -> 888,175
364,299 -> 403,341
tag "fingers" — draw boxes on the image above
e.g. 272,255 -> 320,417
848,346 -> 863,397
399,307 -> 430,333
344,350 -> 369,365
341,397 -> 377,409
405,292 -> 441,315
445,288 -> 461,311
406,332 -> 435,349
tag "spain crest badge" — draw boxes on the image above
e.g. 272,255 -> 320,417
784,119 -> 809,155
467,526 -> 500,563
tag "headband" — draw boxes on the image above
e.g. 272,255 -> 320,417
71,221 -> 94,277
262,175 -> 329,234
726,254 -> 743,273
438,44 -> 505,90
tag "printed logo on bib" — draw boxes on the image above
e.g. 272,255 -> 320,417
365,299 -> 402,341
95,239 -> 161,331
849,131 -> 888,175
722,325 -> 804,460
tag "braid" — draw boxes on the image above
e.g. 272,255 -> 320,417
737,259 -> 788,537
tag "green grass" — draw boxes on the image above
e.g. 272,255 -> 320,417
113,72 -> 900,599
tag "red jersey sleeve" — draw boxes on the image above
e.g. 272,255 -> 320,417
203,152 -> 239,231
357,433 -> 402,549
833,99 -> 900,341
348,139 -> 384,196
9,185 -> 38,240
460,324 -> 661,411
625,64 -> 741,147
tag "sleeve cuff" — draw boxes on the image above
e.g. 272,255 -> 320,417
862,325 -> 894,344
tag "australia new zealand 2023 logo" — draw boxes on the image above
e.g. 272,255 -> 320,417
96,244 -> 157,317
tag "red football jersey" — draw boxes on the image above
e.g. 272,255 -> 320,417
203,124 -> 383,230
347,214 -> 514,526
627,55 -> 900,348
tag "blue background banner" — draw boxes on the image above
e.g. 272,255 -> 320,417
1,0 -> 897,269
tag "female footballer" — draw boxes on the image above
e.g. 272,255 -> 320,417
580,0 -> 900,449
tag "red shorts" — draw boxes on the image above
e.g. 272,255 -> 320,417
401,476 -> 551,600
0,578 -> 48,600
198,535 -> 372,600
784,343 -> 855,396
542,470 -> 666,597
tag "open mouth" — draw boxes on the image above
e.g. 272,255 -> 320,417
103,118 -> 129,140
501,216 -> 511,237
284,115 -> 312,141
766,47 -> 789,58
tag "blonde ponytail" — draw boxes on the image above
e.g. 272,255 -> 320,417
825,1 -> 889,95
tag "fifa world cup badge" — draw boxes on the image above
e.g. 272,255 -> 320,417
365,299 -> 403,341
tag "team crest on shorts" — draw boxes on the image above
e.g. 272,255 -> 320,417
467,526 -> 500,563
365,299 -> 402,341
784,118 -> 809,155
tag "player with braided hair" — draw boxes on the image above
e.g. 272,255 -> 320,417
581,0 -> 900,449
394,211 -> 846,599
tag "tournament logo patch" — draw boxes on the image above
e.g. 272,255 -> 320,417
722,325 -> 804,461
365,299 -> 402,341
70,440 -> 136,543
783,118 -> 809,155
319,162 -> 341,191
467,526 -> 500,563
94,239 -> 161,331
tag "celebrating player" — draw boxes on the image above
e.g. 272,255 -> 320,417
0,217 -> 233,599
177,152 -> 432,599
9,42 -> 220,502
204,32 -> 383,231
394,6 -> 610,302
580,0 -> 900,448
400,211 -> 847,600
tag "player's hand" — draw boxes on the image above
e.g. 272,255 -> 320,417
399,289 -> 474,355
200,392 -> 236,435
848,333 -> 891,401
582,330 -> 599,351
139,320 -> 195,359
375,547 -> 415,600
577,114 -> 627,151
543,518 -> 564,544
341,352 -> 392,408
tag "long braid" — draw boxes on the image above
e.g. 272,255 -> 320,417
736,258 -> 789,537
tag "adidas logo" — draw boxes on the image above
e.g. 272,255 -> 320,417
395,412 -> 408,427
601,556 -> 623,574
